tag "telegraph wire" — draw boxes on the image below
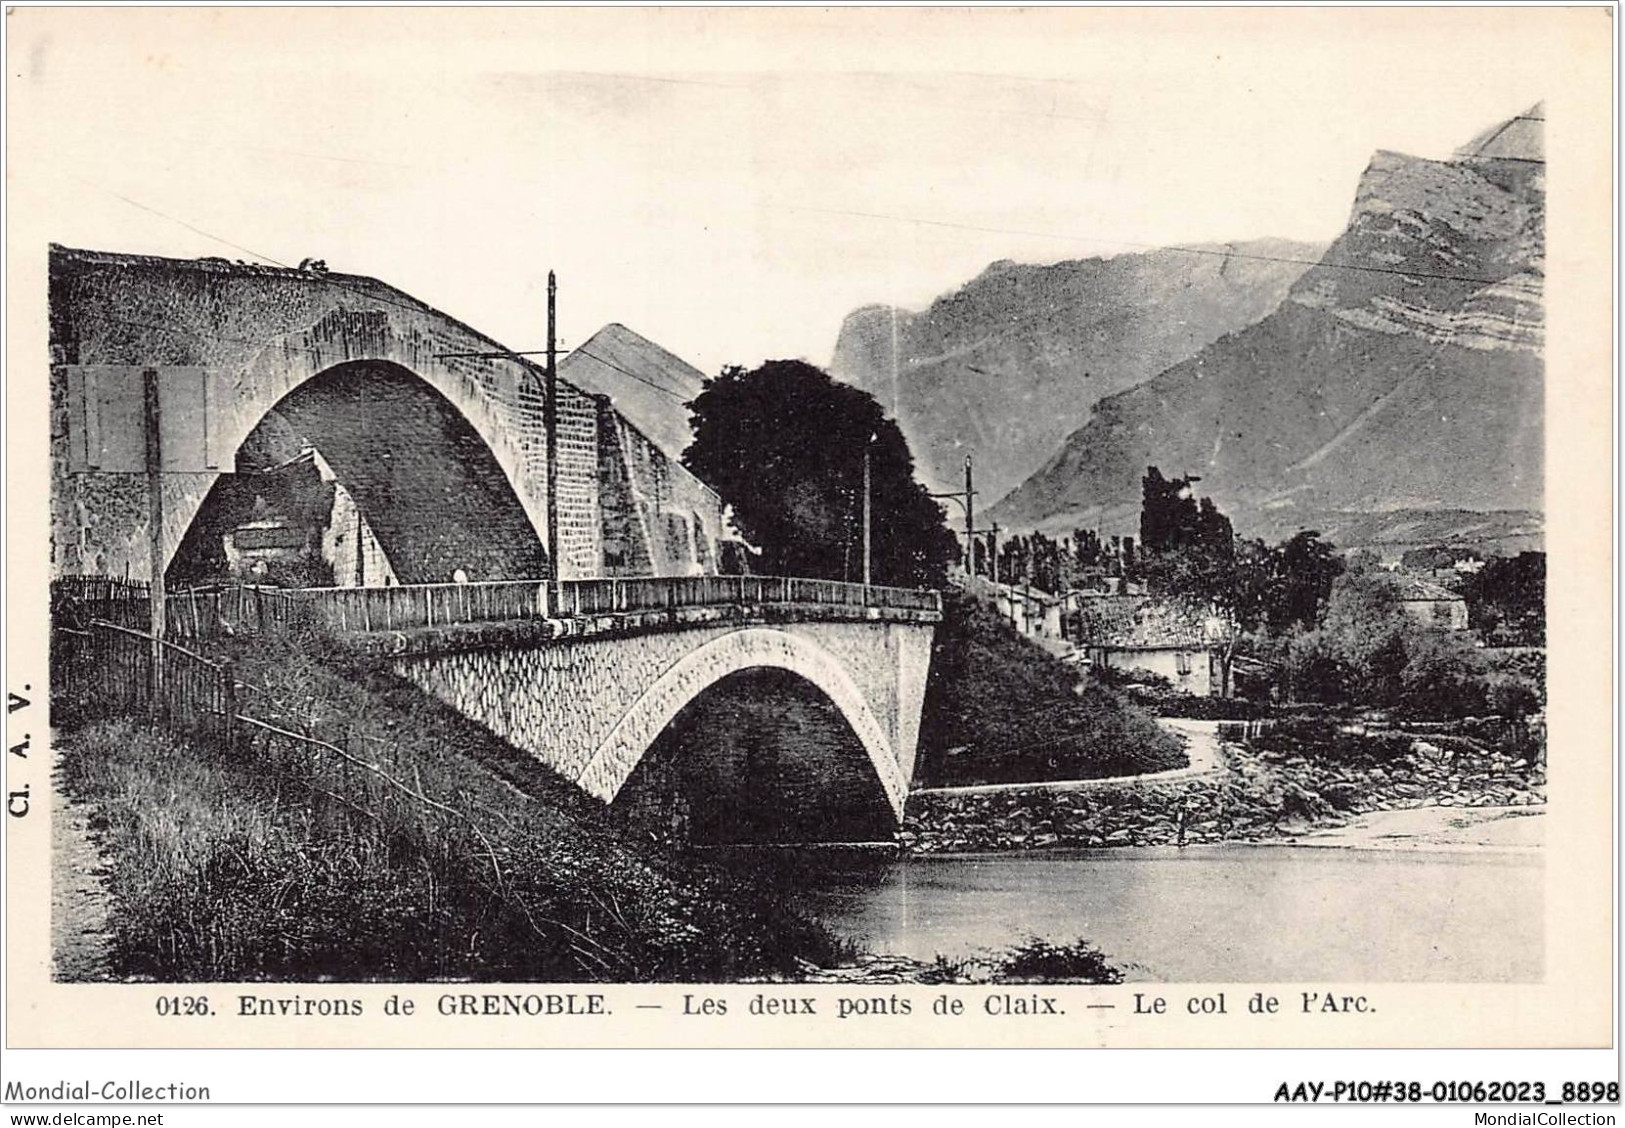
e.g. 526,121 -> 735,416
76,177 -> 489,328
78,290 -> 693,413
90,184 -> 287,269
85,183 -> 705,404
79,311 -> 692,409
784,204 -> 1536,289
89,169 -> 1536,306
568,346 -> 695,403
82,173 -> 1537,380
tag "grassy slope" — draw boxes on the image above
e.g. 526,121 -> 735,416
916,593 -> 1185,787
56,631 -> 847,983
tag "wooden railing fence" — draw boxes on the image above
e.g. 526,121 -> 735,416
51,617 -> 484,858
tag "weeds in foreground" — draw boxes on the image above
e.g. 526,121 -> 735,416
55,627 -> 1138,985
56,712 -> 847,983
991,936 -> 1125,984
861,940 -> 1125,984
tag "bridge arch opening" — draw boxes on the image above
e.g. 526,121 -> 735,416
611,667 -> 898,845
168,359 -> 549,588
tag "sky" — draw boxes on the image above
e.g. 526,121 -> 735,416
8,7 -> 1570,377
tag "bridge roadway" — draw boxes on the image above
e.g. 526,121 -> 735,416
159,574 -> 941,825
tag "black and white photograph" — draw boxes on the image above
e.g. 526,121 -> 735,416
3,4 -> 1614,1080
25,7 -> 1565,987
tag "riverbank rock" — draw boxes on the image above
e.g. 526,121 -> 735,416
904,723 -> 1546,854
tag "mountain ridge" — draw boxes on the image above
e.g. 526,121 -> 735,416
986,104 -> 1545,547
829,238 -> 1324,500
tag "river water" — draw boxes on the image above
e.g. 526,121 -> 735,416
767,843 -> 1542,982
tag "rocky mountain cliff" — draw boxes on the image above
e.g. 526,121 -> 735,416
829,239 -> 1322,500
988,104 -> 1545,546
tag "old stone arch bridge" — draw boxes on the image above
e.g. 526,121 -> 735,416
49,244 -> 725,587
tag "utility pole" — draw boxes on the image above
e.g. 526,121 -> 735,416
545,271 -> 560,610
861,433 -> 873,588
964,454 -> 975,570
990,521 -> 1000,587
143,367 -> 165,706
927,453 -> 978,583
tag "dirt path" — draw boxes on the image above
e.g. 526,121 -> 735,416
1155,717 -> 1223,773
50,733 -> 115,981
911,716 -> 1226,798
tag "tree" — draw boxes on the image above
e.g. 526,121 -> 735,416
1140,467 -> 1233,559
1461,551 -> 1545,644
1401,544 -> 1483,573
1265,530 -> 1344,634
1135,473 -> 1347,697
1282,569 -> 1490,714
1138,467 -> 1236,605
683,360 -> 958,587
1275,572 -> 1404,706
1135,467 -> 1242,693
1222,526 -> 1339,640
990,530 -> 1072,594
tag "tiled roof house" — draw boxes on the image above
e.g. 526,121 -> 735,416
1074,595 -> 1230,697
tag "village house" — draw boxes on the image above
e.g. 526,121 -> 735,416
1072,594 -> 1232,697
1390,575 -> 1470,631
991,583 -> 1063,644
171,447 -> 400,590
972,581 -> 1093,656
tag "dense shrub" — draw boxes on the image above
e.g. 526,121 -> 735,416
993,937 -> 1124,984
1263,570 -> 1545,721
1091,664 -> 1175,694
1146,694 -> 1269,721
1093,664 -> 1267,718
916,594 -> 1185,787
1249,718 -> 1414,766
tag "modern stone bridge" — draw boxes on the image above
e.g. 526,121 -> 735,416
187,576 -> 940,835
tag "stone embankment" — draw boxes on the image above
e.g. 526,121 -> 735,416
902,726 -> 1545,854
